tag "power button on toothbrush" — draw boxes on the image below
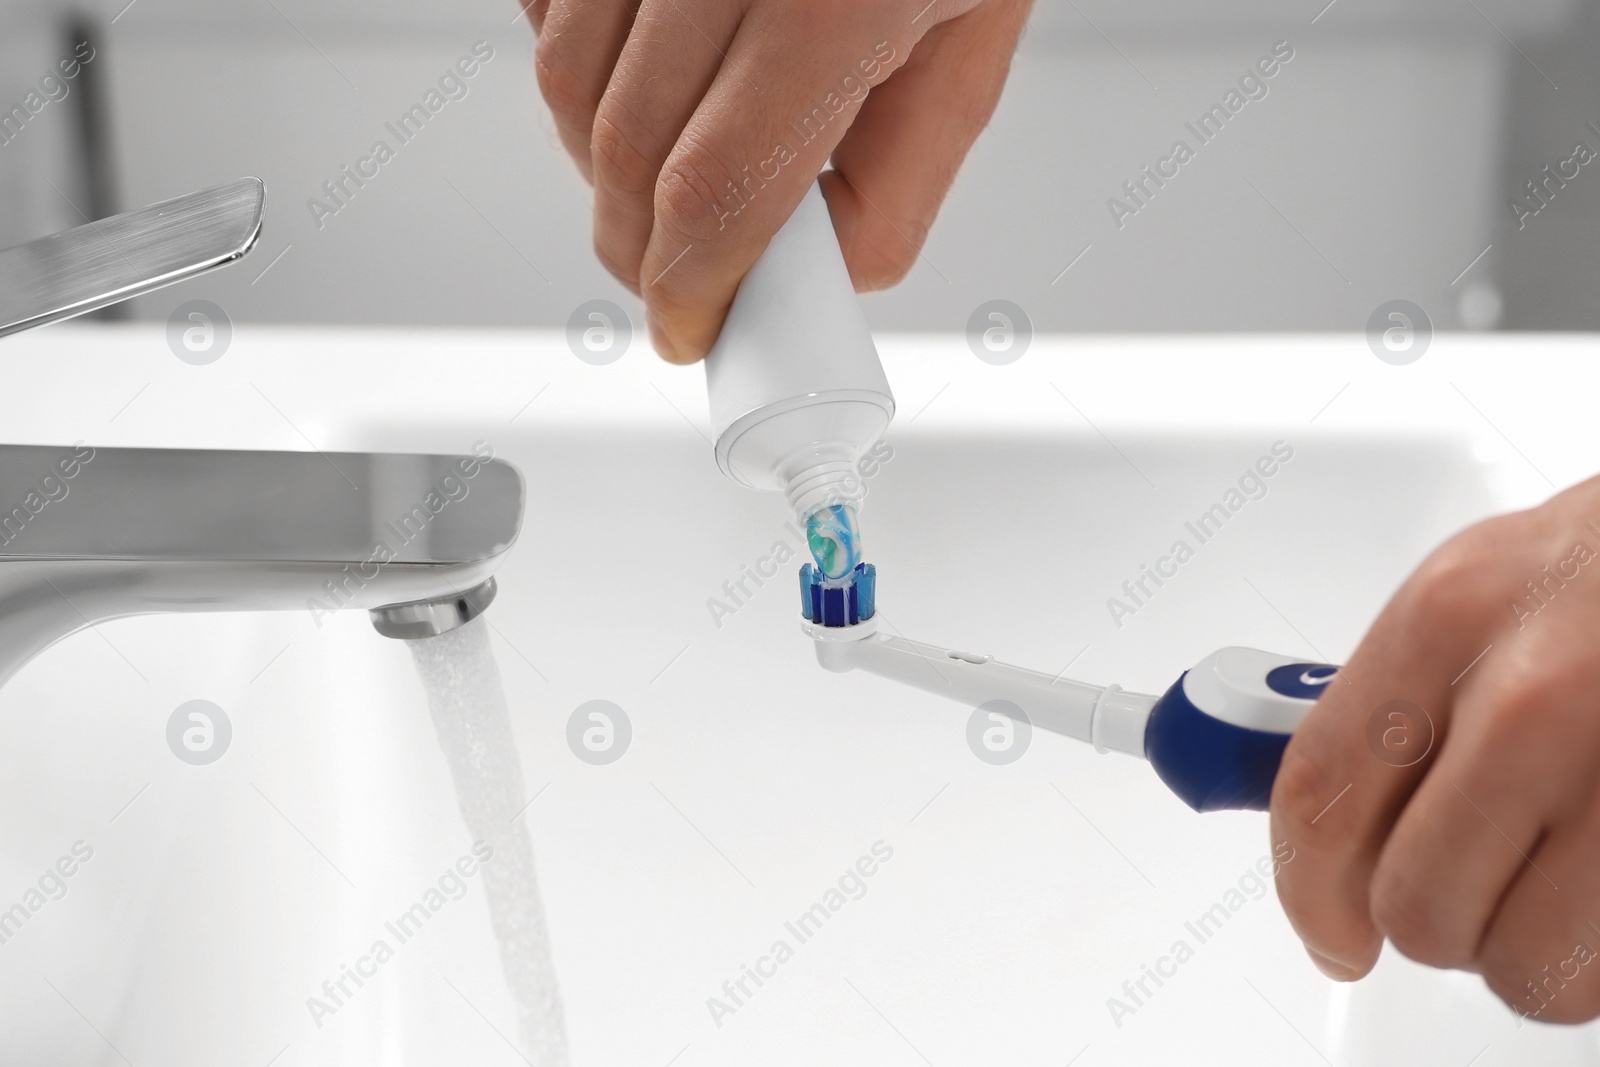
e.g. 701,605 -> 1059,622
1264,663 -> 1339,700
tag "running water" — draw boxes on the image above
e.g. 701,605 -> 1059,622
408,617 -> 567,1065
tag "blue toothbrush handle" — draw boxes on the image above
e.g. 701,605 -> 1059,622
1142,649 -> 1341,813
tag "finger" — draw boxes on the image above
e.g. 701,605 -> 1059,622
639,5 -> 917,361
534,0 -> 638,183
1271,665 -> 1450,978
590,0 -> 746,296
825,0 -> 1033,292
520,0 -> 550,33
1480,792 -> 1600,1023
1270,544 -> 1501,978
1368,665 -> 1587,971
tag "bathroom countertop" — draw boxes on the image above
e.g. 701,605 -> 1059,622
0,325 -> 1593,488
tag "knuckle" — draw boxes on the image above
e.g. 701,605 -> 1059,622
590,109 -> 660,200
1404,534 -> 1492,623
1476,927 -> 1600,1024
1481,949 -> 1555,1020
1369,863 -> 1464,968
654,142 -> 737,247
1488,676 -> 1557,734
532,39 -> 595,125
1477,659 -> 1584,759
1516,648 -> 1591,710
1400,511 -> 1534,628
1270,738 -> 1344,837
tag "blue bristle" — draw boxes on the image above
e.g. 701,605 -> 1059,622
798,563 -> 815,621
856,563 -> 876,621
821,583 -> 847,626
799,561 -> 878,627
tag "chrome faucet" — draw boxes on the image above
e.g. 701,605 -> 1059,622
0,177 -> 265,336
0,179 -> 526,686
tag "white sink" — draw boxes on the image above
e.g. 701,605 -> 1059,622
0,327 -> 1595,1065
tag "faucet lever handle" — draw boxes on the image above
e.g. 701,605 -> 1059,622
0,176 -> 265,338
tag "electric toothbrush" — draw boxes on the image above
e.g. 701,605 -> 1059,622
809,617 -> 1336,813
706,179 -> 1333,814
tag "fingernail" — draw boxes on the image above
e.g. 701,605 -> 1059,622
1307,948 -> 1361,981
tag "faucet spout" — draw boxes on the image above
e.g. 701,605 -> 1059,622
0,443 -> 524,687
369,577 -> 499,640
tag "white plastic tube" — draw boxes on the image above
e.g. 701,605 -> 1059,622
704,182 -> 895,522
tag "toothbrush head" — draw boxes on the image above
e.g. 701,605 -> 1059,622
799,561 -> 876,628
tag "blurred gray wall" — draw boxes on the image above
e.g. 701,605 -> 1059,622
0,0 -> 1593,333
1499,0 -> 1600,328
0,4 -> 94,248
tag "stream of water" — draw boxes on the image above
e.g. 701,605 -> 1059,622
409,617 -> 567,1065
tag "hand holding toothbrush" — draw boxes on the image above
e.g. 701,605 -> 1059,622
1272,473 -> 1600,1022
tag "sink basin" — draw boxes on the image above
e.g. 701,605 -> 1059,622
0,326 -> 1595,1065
